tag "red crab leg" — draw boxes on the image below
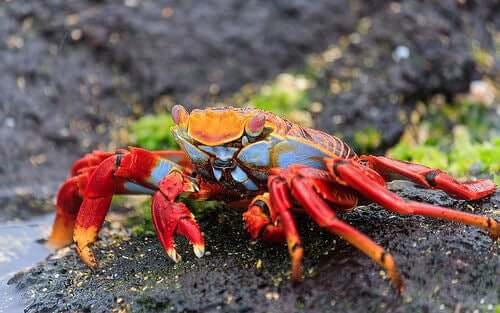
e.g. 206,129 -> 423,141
326,158 -> 500,240
72,156 -> 118,267
360,156 -> 496,200
268,177 -> 304,281
71,150 -> 190,177
70,151 -> 114,177
151,185 -> 204,262
116,148 -> 204,262
48,176 -> 86,248
288,173 -> 403,292
243,193 -> 286,243
72,148 -> 195,267
244,189 -> 304,280
51,148 -> 191,249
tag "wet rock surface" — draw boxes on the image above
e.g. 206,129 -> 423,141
11,183 -> 499,313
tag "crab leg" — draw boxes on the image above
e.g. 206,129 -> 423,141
48,176 -> 85,248
245,185 -> 304,280
64,147 -> 199,267
360,156 -> 496,200
288,174 -> 403,292
326,158 -> 500,240
151,189 -> 204,262
72,156 -> 120,267
49,149 -> 190,249
71,150 -> 190,177
243,193 -> 287,243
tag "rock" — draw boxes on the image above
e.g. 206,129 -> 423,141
12,184 -> 499,312
0,0 -> 366,206
312,0 -> 499,152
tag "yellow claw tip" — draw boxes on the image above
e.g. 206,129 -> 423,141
193,244 -> 205,258
167,248 -> 182,263
76,245 -> 98,268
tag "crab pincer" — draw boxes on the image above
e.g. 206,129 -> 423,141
151,191 -> 205,262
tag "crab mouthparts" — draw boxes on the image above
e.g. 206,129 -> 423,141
213,159 -> 236,170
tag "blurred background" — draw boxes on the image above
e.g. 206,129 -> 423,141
0,1 -> 499,312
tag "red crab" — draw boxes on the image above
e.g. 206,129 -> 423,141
48,105 -> 499,292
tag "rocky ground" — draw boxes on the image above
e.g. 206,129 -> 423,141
1,0 -> 499,312
10,183 -> 500,313
311,0 -> 500,151
1,0 -> 498,218
0,0 -> 367,211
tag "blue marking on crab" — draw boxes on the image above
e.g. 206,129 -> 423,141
231,166 -> 248,183
199,146 -> 239,161
237,141 -> 271,167
124,182 -> 155,194
149,159 -> 175,186
178,138 -> 210,165
274,137 -> 329,169
241,178 -> 259,191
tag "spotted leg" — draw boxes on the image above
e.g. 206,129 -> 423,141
325,158 -> 500,240
244,191 -> 304,280
360,155 -> 496,200
272,166 -> 403,291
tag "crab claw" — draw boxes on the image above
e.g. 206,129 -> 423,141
151,191 -> 205,262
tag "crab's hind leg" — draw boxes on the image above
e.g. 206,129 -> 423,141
325,158 -> 500,240
277,166 -> 403,291
361,155 -> 496,200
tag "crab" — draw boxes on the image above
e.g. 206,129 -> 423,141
48,105 -> 499,292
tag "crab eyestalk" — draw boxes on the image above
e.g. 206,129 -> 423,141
245,112 -> 266,137
172,104 -> 189,129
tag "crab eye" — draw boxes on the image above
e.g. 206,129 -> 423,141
172,104 -> 189,128
245,113 -> 265,137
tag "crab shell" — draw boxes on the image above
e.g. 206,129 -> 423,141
170,105 -> 353,193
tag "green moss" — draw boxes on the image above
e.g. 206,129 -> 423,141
389,131 -> 499,180
130,113 -> 178,150
353,127 -> 382,154
389,143 -> 449,170
250,73 -> 311,115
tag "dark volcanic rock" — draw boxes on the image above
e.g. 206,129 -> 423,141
313,0 -> 500,152
1,0 -> 498,219
0,0 -> 366,203
12,184 -> 499,313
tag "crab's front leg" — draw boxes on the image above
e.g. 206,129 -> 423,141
149,172 -> 205,262
71,147 -> 203,267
